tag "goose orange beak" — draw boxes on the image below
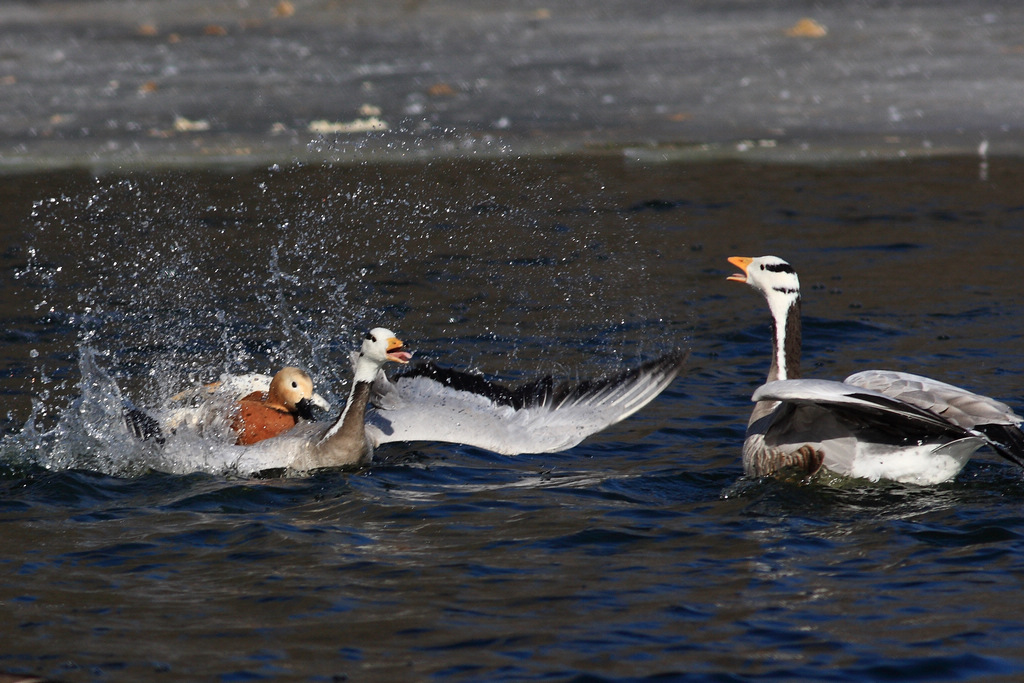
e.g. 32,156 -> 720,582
386,337 -> 412,364
727,256 -> 753,283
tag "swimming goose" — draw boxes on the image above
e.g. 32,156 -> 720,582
728,255 -> 1024,484
148,327 -> 686,476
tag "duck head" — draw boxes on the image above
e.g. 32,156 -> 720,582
267,367 -> 331,420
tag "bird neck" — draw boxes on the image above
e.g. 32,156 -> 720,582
352,354 -> 383,385
767,294 -> 801,382
319,379 -> 372,445
318,356 -> 382,445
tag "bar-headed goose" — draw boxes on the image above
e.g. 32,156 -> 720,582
144,327 -> 687,476
728,255 -> 1024,484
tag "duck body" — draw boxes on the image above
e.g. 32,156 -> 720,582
147,330 -> 409,474
141,367 -> 330,446
209,419 -> 373,474
232,393 -> 303,445
729,255 -> 1024,484
229,367 -> 327,445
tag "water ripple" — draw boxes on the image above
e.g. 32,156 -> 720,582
1,158 -> 1024,681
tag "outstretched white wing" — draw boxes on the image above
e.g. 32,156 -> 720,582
364,352 -> 687,455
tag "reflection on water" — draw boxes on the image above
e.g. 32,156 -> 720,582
1,155 -> 1024,680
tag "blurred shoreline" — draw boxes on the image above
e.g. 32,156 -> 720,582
1,0 -> 1021,171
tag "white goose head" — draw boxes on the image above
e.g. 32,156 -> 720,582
727,255 -> 800,301
728,255 -> 803,381
353,328 -> 412,381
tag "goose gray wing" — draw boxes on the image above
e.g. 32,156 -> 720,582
752,378 -> 973,442
844,370 -> 1023,429
364,351 -> 687,455
754,377 -> 1024,469
845,369 -> 1024,466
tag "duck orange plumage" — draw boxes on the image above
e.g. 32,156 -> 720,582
230,367 -> 325,445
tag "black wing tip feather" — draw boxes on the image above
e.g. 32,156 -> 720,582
545,349 -> 689,409
811,390 -> 1024,468
976,423 -> 1024,469
124,406 -> 166,445
397,361 -> 521,406
846,391 -> 973,436
396,349 -> 688,411
769,389 -> 968,446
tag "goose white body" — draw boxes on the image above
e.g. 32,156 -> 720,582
751,378 -> 992,485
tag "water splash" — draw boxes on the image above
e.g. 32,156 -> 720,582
2,347 -> 156,477
13,150 -> 666,476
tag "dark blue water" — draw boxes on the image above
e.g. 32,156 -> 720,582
2,156 -> 1024,681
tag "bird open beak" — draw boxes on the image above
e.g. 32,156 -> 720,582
386,337 -> 413,364
727,256 -> 752,283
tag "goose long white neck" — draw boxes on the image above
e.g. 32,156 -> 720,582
729,255 -> 803,384
765,289 -> 802,382
352,353 -> 383,385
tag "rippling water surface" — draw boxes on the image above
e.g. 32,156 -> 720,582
1,155 -> 1024,681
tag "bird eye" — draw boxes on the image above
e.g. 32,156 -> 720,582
760,264 -> 765,270
364,332 -> 377,342
291,381 -> 298,388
